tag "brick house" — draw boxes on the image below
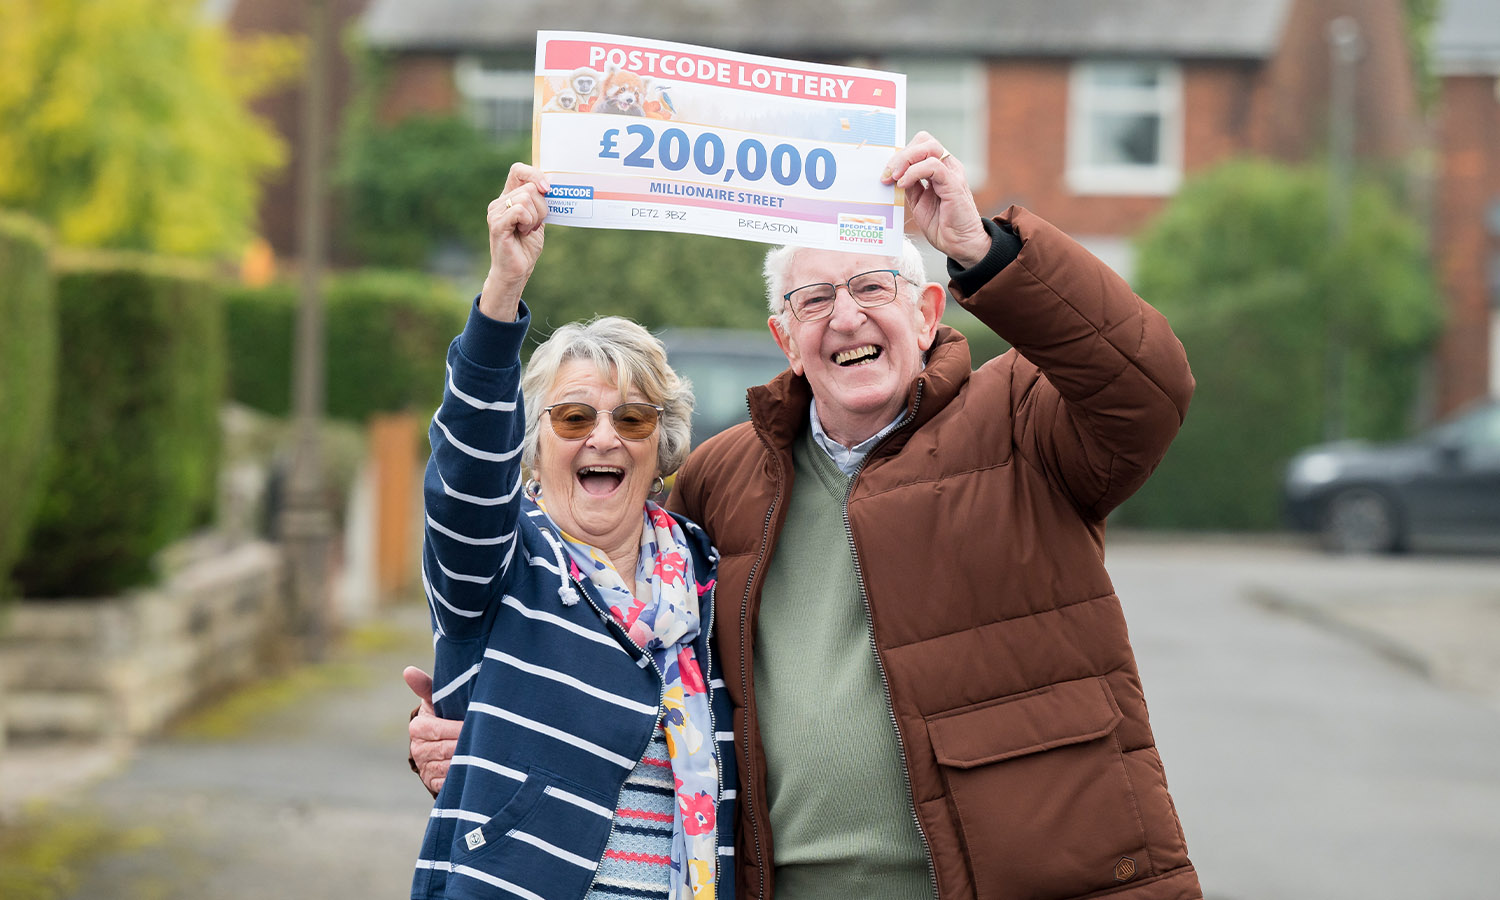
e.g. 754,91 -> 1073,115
358,0 -> 1420,283
1432,0 -> 1500,414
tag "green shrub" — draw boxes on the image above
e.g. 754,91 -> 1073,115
336,114 -> 524,270
0,213 -> 55,595
522,226 -> 772,338
225,269 -> 469,422
334,67 -> 767,334
13,253 -> 225,596
222,279 -> 296,417
325,270 -> 472,418
1115,159 -> 1442,530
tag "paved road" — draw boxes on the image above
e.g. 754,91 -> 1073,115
1108,536 -> 1500,900
42,605 -> 438,900
8,537 -> 1499,899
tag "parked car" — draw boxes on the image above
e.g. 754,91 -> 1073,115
659,328 -> 788,450
1283,401 -> 1500,553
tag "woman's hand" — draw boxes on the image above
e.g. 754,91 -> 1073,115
479,162 -> 551,322
882,131 -> 991,269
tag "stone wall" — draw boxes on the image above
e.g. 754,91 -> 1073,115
0,540 -> 284,743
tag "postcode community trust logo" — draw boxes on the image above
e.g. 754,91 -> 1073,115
546,184 -> 595,218
836,213 -> 884,244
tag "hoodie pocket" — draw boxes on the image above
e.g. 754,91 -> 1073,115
927,676 -> 1149,900
445,767 -> 613,900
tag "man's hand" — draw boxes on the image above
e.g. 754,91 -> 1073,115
405,666 -> 461,797
882,131 -> 991,268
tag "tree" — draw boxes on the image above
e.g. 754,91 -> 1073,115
1403,0 -> 1441,110
335,114 -> 525,270
0,0 -> 298,258
333,46 -> 785,332
1116,158 -> 1442,530
522,225 -> 773,339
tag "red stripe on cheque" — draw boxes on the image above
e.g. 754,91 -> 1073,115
542,39 -> 896,108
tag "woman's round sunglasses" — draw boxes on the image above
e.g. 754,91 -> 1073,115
541,402 -> 664,441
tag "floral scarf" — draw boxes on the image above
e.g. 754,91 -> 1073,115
537,497 -> 720,900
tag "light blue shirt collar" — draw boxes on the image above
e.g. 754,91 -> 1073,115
808,400 -> 905,476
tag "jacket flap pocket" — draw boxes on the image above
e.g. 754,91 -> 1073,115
927,676 -> 1123,769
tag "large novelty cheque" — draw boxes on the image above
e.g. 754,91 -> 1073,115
532,31 -> 906,254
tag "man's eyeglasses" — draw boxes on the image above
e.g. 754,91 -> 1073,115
783,269 -> 916,323
541,402 -> 664,441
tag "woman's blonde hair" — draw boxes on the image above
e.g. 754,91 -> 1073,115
521,316 -> 695,477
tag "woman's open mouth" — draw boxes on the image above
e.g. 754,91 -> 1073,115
577,465 -> 625,495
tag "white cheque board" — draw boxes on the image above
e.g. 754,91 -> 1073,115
532,31 -> 906,254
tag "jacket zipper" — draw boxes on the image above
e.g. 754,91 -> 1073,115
742,398 -> 785,900
575,538 -> 726,896
703,566 -> 722,887
573,567 -> 668,898
841,381 -> 940,900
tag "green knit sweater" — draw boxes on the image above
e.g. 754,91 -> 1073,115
752,428 -> 931,899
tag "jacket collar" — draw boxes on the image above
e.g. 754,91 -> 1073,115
747,324 -> 973,454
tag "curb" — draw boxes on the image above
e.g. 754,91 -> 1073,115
1244,586 -> 1435,679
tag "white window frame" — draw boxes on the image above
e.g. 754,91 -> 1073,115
1066,60 -> 1182,196
886,56 -> 988,189
454,55 -> 535,141
1490,307 -> 1500,400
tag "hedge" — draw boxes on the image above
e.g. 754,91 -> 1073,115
12,252 -> 226,597
0,213 -> 55,595
224,269 -> 469,423
1114,159 -> 1441,530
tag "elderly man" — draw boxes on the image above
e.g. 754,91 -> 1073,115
410,132 -> 1201,900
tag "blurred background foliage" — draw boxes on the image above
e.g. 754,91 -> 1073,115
1114,158 -> 1442,530
522,225 -> 773,340
12,253 -> 226,597
333,50 -> 770,339
224,269 -> 469,422
1402,0 -> 1442,110
0,0 -> 299,257
0,0 -> 1457,599
335,112 -> 524,271
0,213 -> 55,599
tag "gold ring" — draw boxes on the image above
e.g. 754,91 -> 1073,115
938,150 -> 952,163
504,196 -> 513,209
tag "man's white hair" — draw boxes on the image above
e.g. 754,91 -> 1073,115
763,239 -> 928,330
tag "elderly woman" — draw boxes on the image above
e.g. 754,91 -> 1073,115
410,163 -> 735,900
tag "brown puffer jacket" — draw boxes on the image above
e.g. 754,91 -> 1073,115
668,207 -> 1201,900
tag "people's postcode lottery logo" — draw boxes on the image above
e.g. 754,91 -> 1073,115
837,213 -> 884,245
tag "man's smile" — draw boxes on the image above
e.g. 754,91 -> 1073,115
834,345 -> 882,366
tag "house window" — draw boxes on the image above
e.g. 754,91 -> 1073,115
1067,61 -> 1181,195
455,55 -> 534,140
887,57 -> 987,188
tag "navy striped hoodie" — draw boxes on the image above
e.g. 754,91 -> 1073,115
412,301 -> 737,900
